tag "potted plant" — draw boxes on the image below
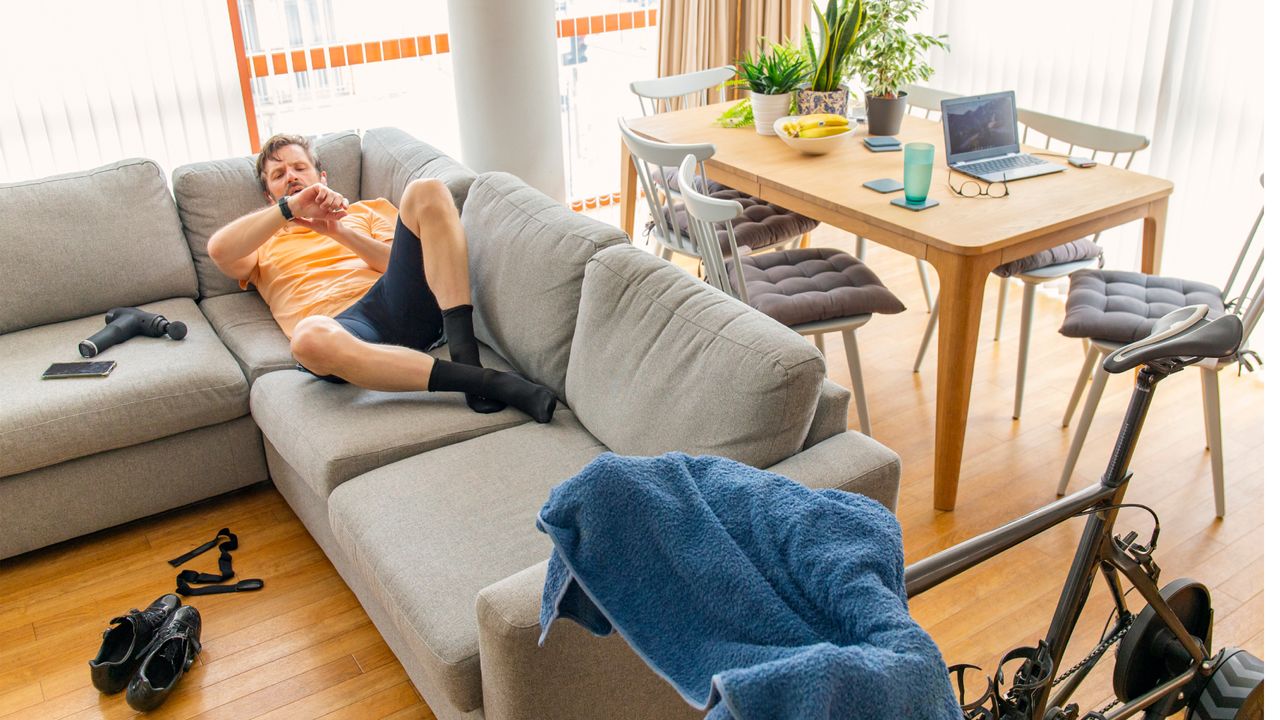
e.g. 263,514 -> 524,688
729,39 -> 809,135
849,0 -> 948,135
798,0 -> 864,117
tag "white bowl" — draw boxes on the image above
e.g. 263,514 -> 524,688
772,115 -> 855,155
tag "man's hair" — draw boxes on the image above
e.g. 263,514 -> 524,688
255,134 -> 322,193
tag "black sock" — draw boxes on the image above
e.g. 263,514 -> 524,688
428,360 -> 557,423
441,305 -> 506,413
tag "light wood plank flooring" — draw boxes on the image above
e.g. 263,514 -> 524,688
0,223 -> 1263,719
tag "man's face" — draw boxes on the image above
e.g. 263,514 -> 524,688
262,144 -> 325,201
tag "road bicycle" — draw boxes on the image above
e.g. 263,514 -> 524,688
904,305 -> 1263,719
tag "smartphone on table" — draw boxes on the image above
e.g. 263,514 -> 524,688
42,361 -> 116,379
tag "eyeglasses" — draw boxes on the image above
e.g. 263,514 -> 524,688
948,170 -> 1009,199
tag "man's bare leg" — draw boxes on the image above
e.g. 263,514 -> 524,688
397,178 -> 507,412
399,179 -> 469,310
291,315 -> 557,422
292,316 -> 433,391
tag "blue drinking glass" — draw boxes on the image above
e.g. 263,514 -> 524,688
903,142 -> 935,205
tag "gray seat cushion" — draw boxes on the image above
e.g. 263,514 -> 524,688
0,298 -> 248,478
327,413 -> 607,713
1060,269 -> 1225,343
993,238 -> 1103,278
249,344 -> 528,499
731,248 -> 906,326
566,245 -> 826,469
198,291 -> 294,383
670,189 -> 819,254
172,131 -> 364,299
1,158 -> 198,334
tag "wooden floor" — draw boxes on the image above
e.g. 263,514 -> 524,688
0,223 -> 1264,719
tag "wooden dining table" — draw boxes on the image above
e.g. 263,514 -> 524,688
620,101 -> 1174,511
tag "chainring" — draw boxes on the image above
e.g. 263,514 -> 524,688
1113,578 -> 1212,712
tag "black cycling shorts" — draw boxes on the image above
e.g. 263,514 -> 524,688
302,218 -> 446,383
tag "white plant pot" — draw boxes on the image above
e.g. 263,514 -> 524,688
750,92 -> 793,135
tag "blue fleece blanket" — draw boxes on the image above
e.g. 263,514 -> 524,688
536,452 -> 961,720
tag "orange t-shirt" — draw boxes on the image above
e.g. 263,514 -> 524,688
241,198 -> 398,338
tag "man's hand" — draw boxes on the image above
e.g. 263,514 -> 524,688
288,183 -> 349,223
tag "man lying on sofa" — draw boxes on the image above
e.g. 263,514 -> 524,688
207,133 -> 557,422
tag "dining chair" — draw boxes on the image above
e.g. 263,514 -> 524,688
851,83 -> 960,311
620,118 -> 818,263
630,65 -> 736,116
676,153 -> 906,436
1057,182 -> 1264,517
913,108 -> 1150,422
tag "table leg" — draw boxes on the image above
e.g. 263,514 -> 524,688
930,252 -> 990,511
1141,196 -> 1167,275
620,140 -> 638,239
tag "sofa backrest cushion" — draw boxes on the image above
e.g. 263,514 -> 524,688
360,127 -> 476,214
0,158 -> 198,334
566,244 -> 826,469
171,131 -> 362,299
462,172 -> 629,400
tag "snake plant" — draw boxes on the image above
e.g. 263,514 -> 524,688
803,0 -> 865,93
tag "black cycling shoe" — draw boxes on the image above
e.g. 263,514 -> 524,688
125,605 -> 202,711
88,594 -> 182,694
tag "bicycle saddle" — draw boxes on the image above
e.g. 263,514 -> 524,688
1103,305 -> 1243,373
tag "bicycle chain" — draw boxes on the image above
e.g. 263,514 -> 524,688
1051,616 -> 1135,688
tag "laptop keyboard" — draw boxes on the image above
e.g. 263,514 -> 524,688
964,154 -> 1046,175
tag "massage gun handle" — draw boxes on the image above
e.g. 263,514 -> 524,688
78,308 -> 187,358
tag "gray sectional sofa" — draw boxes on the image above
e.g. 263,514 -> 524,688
0,128 -> 903,719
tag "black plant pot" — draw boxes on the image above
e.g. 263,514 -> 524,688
865,90 -> 908,136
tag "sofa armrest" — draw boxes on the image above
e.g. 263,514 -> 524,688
766,431 -> 901,511
475,561 -> 699,720
360,127 -> 478,211
803,379 -> 852,449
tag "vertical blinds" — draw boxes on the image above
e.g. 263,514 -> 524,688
920,0 -> 1264,287
0,0 -> 249,184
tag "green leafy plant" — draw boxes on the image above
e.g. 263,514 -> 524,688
729,39 -> 809,95
715,99 -> 755,128
803,0 -> 865,93
849,0 -> 948,98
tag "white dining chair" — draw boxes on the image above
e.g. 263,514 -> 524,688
1057,182 -> 1263,518
630,65 -> 736,116
676,153 -> 908,436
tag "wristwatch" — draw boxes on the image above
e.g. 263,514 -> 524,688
277,194 -> 294,221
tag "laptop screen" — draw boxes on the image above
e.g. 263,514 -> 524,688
941,91 -> 1020,165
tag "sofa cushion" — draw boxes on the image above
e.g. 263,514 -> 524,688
566,244 -> 826,469
327,412 -> 607,713
0,298 -> 249,478
199,291 -> 294,382
172,131 -> 362,299
250,344 -> 528,499
0,159 -> 198,334
360,127 -> 476,214
463,172 -> 629,400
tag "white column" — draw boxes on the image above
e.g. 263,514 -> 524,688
447,0 -> 566,202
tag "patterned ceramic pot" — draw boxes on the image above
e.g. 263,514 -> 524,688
797,86 -> 850,117
750,92 -> 794,135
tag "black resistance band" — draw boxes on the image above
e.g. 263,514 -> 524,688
168,528 -> 264,595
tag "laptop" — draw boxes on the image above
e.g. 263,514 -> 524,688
940,91 -> 1064,183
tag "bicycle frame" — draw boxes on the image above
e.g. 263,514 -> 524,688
904,363 -> 1212,719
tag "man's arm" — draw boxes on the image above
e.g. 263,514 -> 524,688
324,224 -> 392,274
207,184 -> 348,281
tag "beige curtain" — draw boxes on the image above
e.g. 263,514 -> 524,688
657,0 -> 807,81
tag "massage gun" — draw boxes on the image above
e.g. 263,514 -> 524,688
78,307 -> 187,358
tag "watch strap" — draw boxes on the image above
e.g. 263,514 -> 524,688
278,194 -> 294,221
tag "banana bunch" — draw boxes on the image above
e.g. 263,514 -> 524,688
781,114 -> 850,139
